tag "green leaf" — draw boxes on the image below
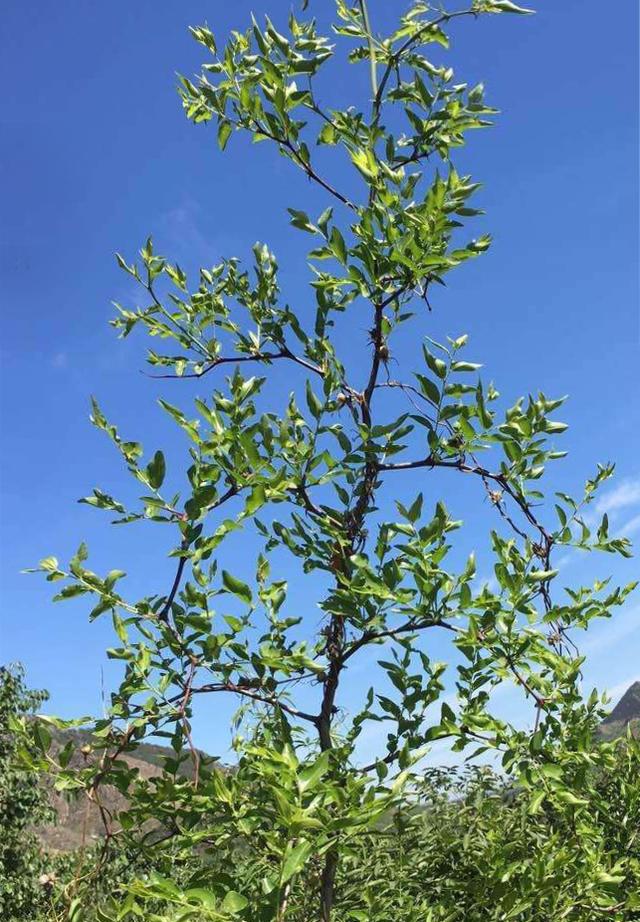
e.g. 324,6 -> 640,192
491,0 -> 534,13
281,839 -> 313,883
68,898 -> 84,922
527,789 -> 546,814
113,613 -> 128,644
555,790 -> 588,806
423,347 -> 447,379
287,209 -> 316,233
451,361 -> 482,373
218,120 -> 232,150
79,489 -> 126,514
39,556 -> 59,571
34,721 -> 51,753
529,569 -> 557,582
221,891 -> 249,914
146,450 -> 166,489
539,763 -> 563,781
52,584 -> 89,602
245,484 -> 266,515
407,493 -> 424,523
415,374 -> 440,405
305,381 -> 323,420
441,701 -> 455,723
329,227 -> 348,265
544,420 -> 568,434
58,740 -> 75,768
349,147 -> 378,181
222,570 -> 253,605
297,751 -> 330,793
317,207 -> 333,237
317,123 -> 337,145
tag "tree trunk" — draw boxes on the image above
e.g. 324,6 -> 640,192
320,851 -> 338,922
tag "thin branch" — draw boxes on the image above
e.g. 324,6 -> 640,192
379,454 -> 549,539
373,10 -> 477,120
503,652 -> 548,712
157,549 -> 188,624
158,483 -> 238,624
358,748 -> 402,776
191,681 -> 319,725
178,659 -> 201,788
374,379 -> 437,418
248,117 -> 356,212
358,0 -> 378,98
341,616 -> 460,665
358,726 -> 495,775
147,348 -> 324,381
282,137 -> 356,211
146,279 -> 209,359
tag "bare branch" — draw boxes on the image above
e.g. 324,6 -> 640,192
191,681 -> 319,725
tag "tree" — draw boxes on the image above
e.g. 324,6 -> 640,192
31,2 -> 636,919
0,665 -> 55,921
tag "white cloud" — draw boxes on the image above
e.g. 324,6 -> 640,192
554,551 -> 574,570
51,351 -> 68,369
620,513 -> 640,539
158,198 -> 229,268
581,603 -> 640,656
593,477 -> 640,520
604,674 -> 640,707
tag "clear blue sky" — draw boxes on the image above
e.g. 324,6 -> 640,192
1,0 -> 638,761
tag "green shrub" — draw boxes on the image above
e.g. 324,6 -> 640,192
0,665 -> 55,921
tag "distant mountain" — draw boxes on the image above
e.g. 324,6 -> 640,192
598,681 -> 640,741
34,726 -> 216,852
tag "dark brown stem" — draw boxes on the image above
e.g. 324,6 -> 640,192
147,348 -> 324,381
157,550 -> 188,623
379,454 -> 549,540
316,291 -> 408,921
287,141 -> 356,211
247,116 -> 356,212
320,856 -> 338,922
157,484 -> 238,625
178,659 -> 200,788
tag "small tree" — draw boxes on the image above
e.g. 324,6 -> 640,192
33,2 -> 636,919
0,665 -> 54,921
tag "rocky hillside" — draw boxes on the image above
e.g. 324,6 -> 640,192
35,726 -> 214,852
598,681 -> 640,741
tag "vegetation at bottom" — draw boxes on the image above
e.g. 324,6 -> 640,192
3,0 -> 638,919
3,665 -> 640,921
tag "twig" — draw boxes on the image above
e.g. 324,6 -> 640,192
373,9 -> 477,121
341,617 -> 460,665
147,348 -> 324,381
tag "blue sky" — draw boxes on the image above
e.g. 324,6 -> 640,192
1,0 -> 638,762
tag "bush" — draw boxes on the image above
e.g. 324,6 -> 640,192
0,664 -> 55,921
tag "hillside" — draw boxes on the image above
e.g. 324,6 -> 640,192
598,681 -> 640,741
34,726 -> 215,852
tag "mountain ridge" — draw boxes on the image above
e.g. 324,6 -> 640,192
598,680 -> 640,741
